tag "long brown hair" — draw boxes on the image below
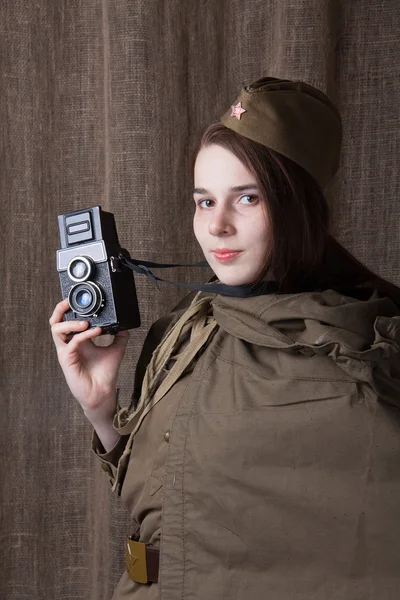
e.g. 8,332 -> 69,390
190,122 -> 400,306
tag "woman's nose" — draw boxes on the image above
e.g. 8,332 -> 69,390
209,210 -> 235,236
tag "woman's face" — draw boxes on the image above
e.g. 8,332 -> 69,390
193,143 -> 271,286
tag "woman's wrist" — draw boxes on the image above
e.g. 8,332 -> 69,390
83,390 -> 117,424
83,397 -> 120,453
84,405 -> 115,427
89,415 -> 121,453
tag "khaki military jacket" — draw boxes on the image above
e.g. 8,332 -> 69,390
93,285 -> 400,599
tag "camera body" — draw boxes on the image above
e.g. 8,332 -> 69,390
57,205 -> 140,335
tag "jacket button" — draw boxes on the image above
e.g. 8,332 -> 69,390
101,463 -> 111,473
164,431 -> 170,443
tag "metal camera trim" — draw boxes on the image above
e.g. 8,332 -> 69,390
67,255 -> 94,283
68,281 -> 105,317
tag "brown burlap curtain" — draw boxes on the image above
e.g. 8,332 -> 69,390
1,1 -> 399,598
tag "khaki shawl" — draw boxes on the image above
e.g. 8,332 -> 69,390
111,292 -> 217,493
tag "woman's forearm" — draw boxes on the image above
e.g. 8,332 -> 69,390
84,403 -> 121,453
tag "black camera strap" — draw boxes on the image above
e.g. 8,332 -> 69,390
117,255 -> 280,298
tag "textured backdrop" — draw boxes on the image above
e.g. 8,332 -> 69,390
1,1 -> 400,598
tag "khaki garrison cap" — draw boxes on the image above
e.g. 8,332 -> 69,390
220,76 -> 343,189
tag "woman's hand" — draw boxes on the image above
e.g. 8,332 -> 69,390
49,298 -> 130,422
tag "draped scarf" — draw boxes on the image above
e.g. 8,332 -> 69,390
111,291 -> 218,493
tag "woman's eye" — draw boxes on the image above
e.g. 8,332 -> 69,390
239,194 -> 258,205
198,199 -> 214,208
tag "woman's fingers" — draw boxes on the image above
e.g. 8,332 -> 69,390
49,299 -> 101,351
51,319 -> 87,350
63,324 -> 102,354
49,298 -> 70,326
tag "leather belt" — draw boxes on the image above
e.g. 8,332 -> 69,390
126,537 -> 159,584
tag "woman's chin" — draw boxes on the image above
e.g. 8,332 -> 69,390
212,271 -> 253,287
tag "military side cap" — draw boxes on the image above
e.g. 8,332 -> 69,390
220,76 -> 342,189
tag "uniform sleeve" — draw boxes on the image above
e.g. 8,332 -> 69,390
91,429 -> 130,485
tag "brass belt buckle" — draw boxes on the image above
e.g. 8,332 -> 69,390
126,537 -> 148,584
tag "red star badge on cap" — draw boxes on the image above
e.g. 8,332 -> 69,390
230,102 -> 246,120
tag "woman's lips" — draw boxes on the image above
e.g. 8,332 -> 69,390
213,250 -> 242,262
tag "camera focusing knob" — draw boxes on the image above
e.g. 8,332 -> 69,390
110,256 -> 122,273
92,300 -> 105,317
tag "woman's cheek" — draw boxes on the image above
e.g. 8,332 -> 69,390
193,214 -> 206,248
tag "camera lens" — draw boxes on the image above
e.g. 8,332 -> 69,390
67,256 -> 93,282
76,289 -> 93,308
71,261 -> 88,279
68,282 -> 104,317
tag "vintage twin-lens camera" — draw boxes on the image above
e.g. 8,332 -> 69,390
56,205 -> 140,335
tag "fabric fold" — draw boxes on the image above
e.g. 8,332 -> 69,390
110,291 -> 218,493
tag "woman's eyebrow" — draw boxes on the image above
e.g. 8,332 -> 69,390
193,184 -> 258,194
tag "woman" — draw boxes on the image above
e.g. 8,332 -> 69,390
49,77 -> 400,599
